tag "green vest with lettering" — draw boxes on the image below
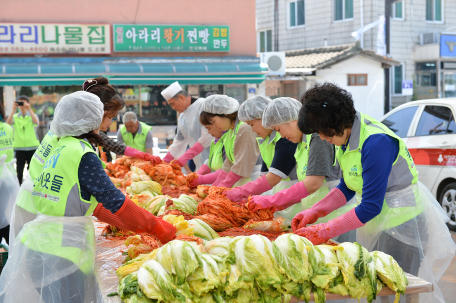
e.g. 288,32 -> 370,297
12,112 -> 40,148
208,133 -> 227,171
121,122 -> 152,152
25,137 -> 99,274
294,134 -> 313,182
337,112 -> 421,230
0,122 -> 14,162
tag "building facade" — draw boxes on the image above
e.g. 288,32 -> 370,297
0,0 -> 263,145
256,0 -> 456,110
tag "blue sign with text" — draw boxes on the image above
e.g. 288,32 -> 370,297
441,34 -> 456,57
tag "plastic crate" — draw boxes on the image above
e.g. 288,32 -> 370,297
0,244 -> 8,274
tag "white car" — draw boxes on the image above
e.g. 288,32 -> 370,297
379,98 -> 456,231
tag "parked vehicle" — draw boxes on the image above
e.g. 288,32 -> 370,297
379,98 -> 456,231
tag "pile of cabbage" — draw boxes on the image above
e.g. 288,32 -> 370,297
116,234 -> 408,303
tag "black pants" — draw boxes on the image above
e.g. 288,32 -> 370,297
0,225 -> 9,245
15,149 -> 36,184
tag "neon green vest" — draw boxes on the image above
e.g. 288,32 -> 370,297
29,131 -> 58,179
0,122 -> 14,162
121,122 -> 152,152
208,133 -> 227,171
294,134 -> 313,182
337,112 -> 421,230
12,112 -> 40,148
257,131 -> 281,169
225,121 -> 243,163
26,137 -> 98,274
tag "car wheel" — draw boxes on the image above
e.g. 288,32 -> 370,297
439,183 -> 456,232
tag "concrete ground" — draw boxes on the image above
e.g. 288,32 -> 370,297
437,230 -> 456,302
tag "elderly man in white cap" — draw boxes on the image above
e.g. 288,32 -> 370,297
161,82 -> 214,172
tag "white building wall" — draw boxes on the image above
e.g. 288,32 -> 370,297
316,55 -> 385,119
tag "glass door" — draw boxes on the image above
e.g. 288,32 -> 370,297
444,73 -> 456,98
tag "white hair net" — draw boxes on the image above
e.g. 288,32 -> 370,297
262,97 -> 302,129
50,91 -> 103,137
123,111 -> 138,123
238,96 -> 271,122
201,94 -> 239,114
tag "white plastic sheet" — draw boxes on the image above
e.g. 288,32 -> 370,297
0,155 -> 20,230
0,214 -> 97,303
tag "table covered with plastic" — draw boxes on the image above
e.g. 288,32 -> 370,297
93,220 -> 434,303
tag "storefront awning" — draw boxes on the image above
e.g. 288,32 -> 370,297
0,60 -> 268,86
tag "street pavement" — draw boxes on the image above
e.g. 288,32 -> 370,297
437,230 -> 456,302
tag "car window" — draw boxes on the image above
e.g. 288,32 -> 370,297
415,106 -> 454,136
381,106 -> 418,138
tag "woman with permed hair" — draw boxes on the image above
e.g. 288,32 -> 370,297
293,82 -> 454,302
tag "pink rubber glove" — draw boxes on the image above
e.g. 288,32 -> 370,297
294,208 -> 364,245
124,146 -> 161,164
162,152 -> 174,163
189,169 -> 222,187
225,175 -> 272,202
248,181 -> 309,213
196,164 -> 211,175
174,142 -> 204,167
212,170 -> 229,187
291,187 -> 347,231
217,171 -> 243,188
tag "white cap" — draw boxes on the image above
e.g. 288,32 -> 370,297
161,81 -> 183,101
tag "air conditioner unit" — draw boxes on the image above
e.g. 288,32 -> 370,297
420,32 -> 438,45
260,52 -> 286,76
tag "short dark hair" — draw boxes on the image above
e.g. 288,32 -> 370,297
17,95 -> 30,102
199,111 -> 238,126
298,82 -> 356,137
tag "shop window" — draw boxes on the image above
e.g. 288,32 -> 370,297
200,85 -> 224,98
225,84 -> 246,103
334,0 -> 353,21
347,74 -> 367,86
392,1 -> 404,20
392,64 -> 404,95
416,106 -> 453,136
382,106 -> 418,138
426,0 -> 443,22
288,0 -> 305,28
259,30 -> 272,52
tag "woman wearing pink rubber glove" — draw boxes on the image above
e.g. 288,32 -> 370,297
187,123 -> 226,187
290,83 -> 455,303
224,96 -> 298,204
246,97 -> 352,223
198,95 -> 261,188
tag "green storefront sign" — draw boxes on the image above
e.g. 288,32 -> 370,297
113,25 -> 230,52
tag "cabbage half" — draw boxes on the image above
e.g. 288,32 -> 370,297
228,235 -> 283,291
371,251 -> 408,303
336,242 -> 378,302
188,219 -> 219,241
153,240 -> 203,285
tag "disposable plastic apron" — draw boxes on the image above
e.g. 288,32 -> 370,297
169,98 -> 209,170
0,215 -> 97,303
225,121 -> 261,187
0,155 -> 20,229
354,183 -> 455,303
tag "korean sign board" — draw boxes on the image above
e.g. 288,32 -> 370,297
114,25 -> 229,52
0,23 -> 111,54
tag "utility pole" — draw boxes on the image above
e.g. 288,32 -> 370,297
384,0 -> 393,115
274,0 -> 279,51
